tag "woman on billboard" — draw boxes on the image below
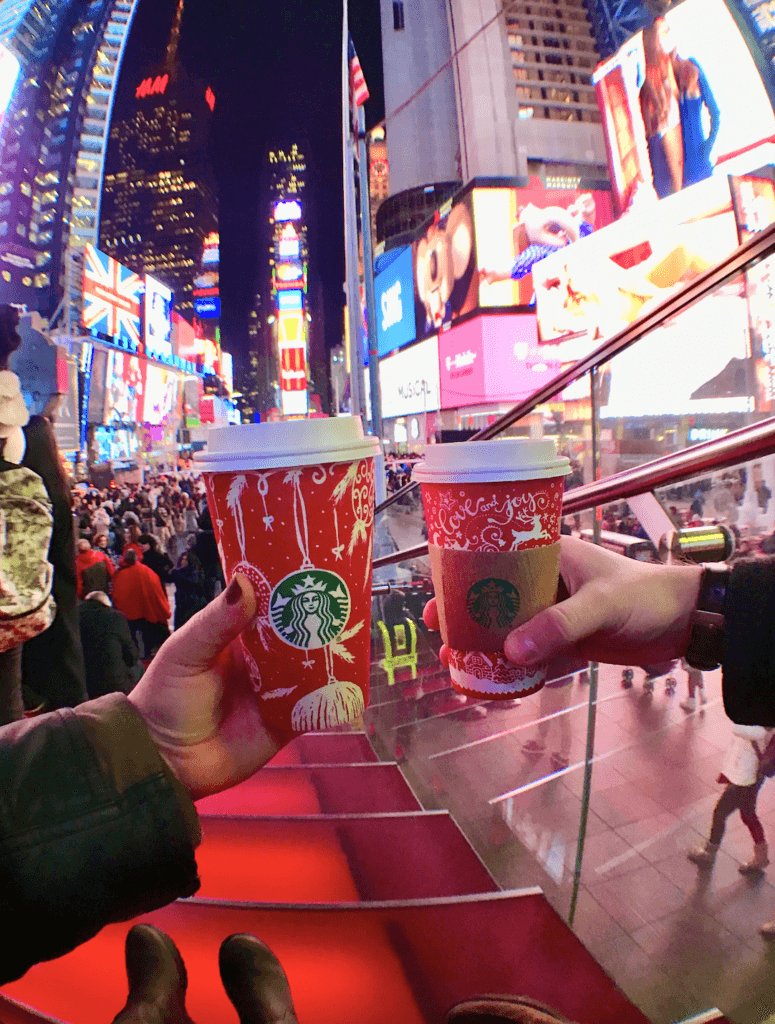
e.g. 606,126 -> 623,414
639,17 -> 720,198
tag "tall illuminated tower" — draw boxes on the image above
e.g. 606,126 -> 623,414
98,0 -> 218,323
266,142 -> 309,416
0,0 -> 138,315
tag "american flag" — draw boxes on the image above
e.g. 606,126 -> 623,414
82,243 -> 142,346
348,34 -> 370,108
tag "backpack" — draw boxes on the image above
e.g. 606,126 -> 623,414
0,459 -> 56,653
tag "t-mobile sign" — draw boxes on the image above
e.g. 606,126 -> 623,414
438,314 -> 563,409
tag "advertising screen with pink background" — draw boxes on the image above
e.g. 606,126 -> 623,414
438,314 -> 568,409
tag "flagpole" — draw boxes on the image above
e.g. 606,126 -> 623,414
342,5 -> 363,421
357,103 -> 383,446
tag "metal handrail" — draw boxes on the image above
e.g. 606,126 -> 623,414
375,219 -> 775,517
372,416 -> 775,570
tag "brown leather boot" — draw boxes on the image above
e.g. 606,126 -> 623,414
111,924 -> 193,1024
219,933 -> 299,1024
446,995 -> 578,1023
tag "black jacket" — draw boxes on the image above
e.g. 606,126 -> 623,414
0,694 -> 200,985
142,548 -> 174,585
78,600 -> 142,698
21,415 -> 87,708
723,558 -> 775,726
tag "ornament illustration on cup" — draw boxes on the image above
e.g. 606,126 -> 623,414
415,438 -> 570,700
196,419 -> 379,737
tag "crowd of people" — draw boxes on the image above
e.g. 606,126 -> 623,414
70,475 -> 223,673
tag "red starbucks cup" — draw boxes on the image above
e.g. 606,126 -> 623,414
415,439 -> 569,699
194,418 -> 379,737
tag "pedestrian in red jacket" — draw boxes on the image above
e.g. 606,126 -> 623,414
111,549 -> 170,659
75,538 -> 114,598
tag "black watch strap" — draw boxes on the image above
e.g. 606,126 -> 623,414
685,563 -> 730,671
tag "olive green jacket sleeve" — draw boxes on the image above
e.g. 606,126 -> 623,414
0,693 -> 201,984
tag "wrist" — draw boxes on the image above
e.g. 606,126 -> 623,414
684,563 -> 729,670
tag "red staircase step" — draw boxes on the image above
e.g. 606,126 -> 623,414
194,812 -> 498,902
196,764 -> 420,817
1,893 -> 651,1024
267,732 -> 378,766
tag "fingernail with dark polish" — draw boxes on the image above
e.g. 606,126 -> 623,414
225,576 -> 243,605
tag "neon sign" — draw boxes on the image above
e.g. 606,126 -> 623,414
136,74 -> 169,99
205,87 -> 215,111
274,200 -> 302,222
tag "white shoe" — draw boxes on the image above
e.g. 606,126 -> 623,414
680,697 -> 697,712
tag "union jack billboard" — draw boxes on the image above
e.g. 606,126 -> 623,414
82,243 -> 142,346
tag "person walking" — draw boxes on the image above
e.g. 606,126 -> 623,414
139,533 -> 173,586
679,656 -> 708,712
78,591 -> 143,698
688,724 -> 774,874
170,552 -> 208,631
111,549 -> 171,660
75,537 -> 115,598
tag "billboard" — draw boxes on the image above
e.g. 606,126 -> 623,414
87,348 -> 109,425
172,310 -> 202,360
380,336 -> 440,418
375,246 -> 416,357
473,183 -> 614,308
412,182 -> 614,342
143,363 -> 179,425
82,244 -> 142,347
277,289 -> 303,311
220,350 -> 234,394
438,314 -> 566,410
194,296 -> 221,318
144,275 -> 173,359
0,44 -> 19,143
593,0 -> 775,215
105,350 -> 146,424
274,200 -> 302,222
533,173 -> 739,344
275,261 -> 304,285
277,223 -> 300,259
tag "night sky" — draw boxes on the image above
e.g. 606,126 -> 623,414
113,0 -> 385,368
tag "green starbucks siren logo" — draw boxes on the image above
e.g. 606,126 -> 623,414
270,569 -> 351,649
466,578 -> 520,630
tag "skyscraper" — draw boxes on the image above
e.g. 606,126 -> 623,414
379,0 -> 608,191
98,0 -> 217,323
0,0 -> 138,315
265,141 -> 309,416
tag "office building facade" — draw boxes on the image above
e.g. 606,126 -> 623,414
379,0 -> 609,193
98,0 -> 217,322
0,0 -> 137,315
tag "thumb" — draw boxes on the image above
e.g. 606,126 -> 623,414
504,588 -> 608,666
162,573 -> 257,670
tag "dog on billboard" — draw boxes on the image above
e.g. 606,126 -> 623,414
414,200 -> 476,335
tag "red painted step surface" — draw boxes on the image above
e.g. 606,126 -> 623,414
196,763 -> 420,817
194,812 -> 497,902
266,732 -> 378,766
1,893 -> 650,1024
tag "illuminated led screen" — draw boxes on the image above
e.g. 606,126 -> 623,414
274,200 -> 302,222
411,182 -> 614,342
144,275 -> 173,358
143,363 -> 179,425
105,351 -> 146,424
593,0 -> 775,215
277,289 -> 303,311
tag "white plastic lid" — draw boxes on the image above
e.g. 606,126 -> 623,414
193,417 -> 380,473
413,438 -> 570,484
